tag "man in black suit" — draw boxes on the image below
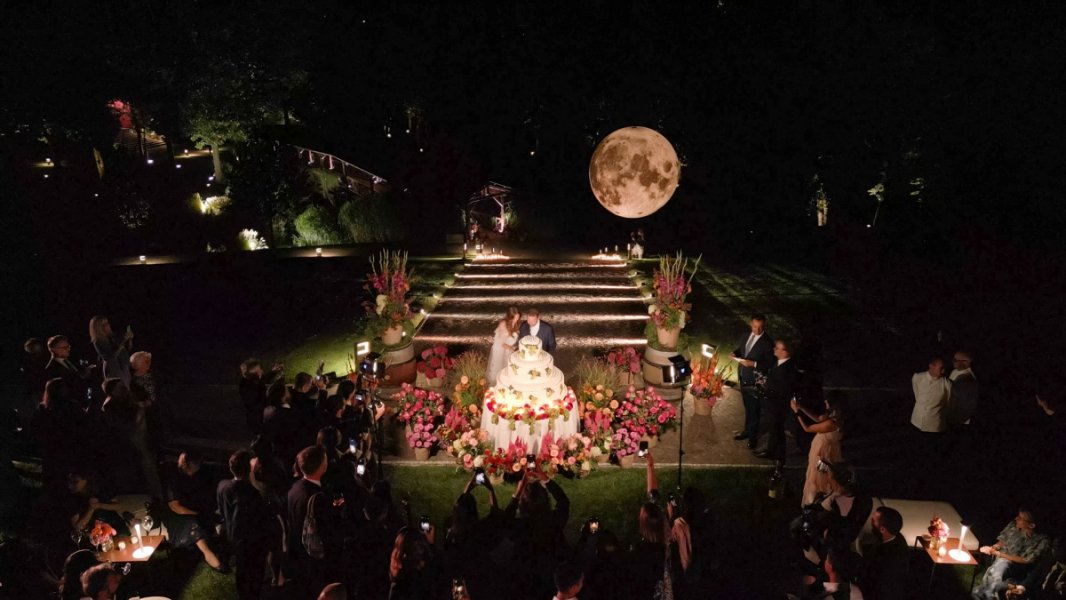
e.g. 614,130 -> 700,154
217,449 -> 271,600
730,314 -> 776,448
860,507 -> 909,600
43,335 -> 94,403
287,444 -> 334,595
755,339 -> 799,462
518,308 -> 557,354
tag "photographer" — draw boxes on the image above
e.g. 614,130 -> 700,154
504,468 -> 571,599
626,450 -> 684,600
442,471 -> 503,600
388,526 -> 446,600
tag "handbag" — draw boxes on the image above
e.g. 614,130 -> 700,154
301,492 -> 326,559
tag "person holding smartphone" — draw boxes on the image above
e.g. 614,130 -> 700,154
441,471 -> 502,599
89,316 -> 133,386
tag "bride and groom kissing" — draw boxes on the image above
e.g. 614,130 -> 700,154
486,306 -> 557,385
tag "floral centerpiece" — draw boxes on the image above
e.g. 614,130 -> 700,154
445,428 -> 491,471
436,403 -> 477,449
928,516 -> 951,549
417,345 -> 455,385
557,433 -> 596,477
646,252 -> 701,350
492,439 -> 531,482
406,420 -> 439,456
606,346 -> 642,384
690,354 -> 726,415
89,519 -> 117,552
364,250 -> 415,346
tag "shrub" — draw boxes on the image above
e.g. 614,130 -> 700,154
293,205 -> 346,247
339,193 -> 405,243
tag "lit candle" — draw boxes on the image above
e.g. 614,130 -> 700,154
959,525 -> 968,550
938,545 -> 947,557
134,523 -> 143,549
315,247 -> 323,256
138,255 -> 147,264
117,541 -> 127,551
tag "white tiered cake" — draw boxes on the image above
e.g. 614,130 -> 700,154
481,335 -> 577,452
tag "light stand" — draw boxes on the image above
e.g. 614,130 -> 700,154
359,354 -> 388,480
661,355 -> 692,489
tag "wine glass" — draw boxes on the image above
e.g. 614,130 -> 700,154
71,530 -> 85,547
141,514 -> 155,535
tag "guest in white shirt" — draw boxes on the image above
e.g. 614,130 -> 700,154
911,357 -> 952,433
552,561 -> 584,600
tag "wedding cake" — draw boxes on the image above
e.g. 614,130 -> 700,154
482,335 -> 576,449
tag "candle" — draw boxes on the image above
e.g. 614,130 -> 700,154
959,525 -> 968,550
117,541 -> 126,551
938,545 -> 947,557
134,524 -> 143,549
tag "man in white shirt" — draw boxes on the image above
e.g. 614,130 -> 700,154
911,357 -> 952,433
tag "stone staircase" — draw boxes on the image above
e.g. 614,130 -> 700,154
415,258 -> 648,372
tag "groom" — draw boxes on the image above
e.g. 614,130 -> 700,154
518,308 -> 557,354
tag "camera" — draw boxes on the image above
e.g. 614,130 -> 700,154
474,467 -> 486,486
588,517 -> 600,534
816,458 -> 832,474
420,516 -> 431,532
637,440 -> 649,457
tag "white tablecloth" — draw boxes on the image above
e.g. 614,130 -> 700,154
877,498 -> 979,551
480,407 -> 579,454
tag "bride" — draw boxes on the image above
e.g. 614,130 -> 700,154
486,306 -> 521,386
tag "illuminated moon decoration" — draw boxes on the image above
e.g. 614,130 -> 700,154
588,126 -> 681,218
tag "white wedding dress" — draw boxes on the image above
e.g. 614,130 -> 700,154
486,322 -> 518,386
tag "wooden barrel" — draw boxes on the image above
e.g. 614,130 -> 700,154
382,342 -> 416,385
641,345 -> 686,401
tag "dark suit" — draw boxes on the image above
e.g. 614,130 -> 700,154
734,332 -> 775,439
759,358 -> 798,462
217,478 -> 271,600
519,320 -> 557,354
44,358 -> 91,403
860,534 -> 909,600
286,478 -> 332,593
946,371 -> 978,427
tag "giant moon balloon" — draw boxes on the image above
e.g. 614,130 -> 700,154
589,126 -> 680,218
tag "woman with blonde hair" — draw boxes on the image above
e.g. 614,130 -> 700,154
485,306 -> 521,386
89,316 -> 133,386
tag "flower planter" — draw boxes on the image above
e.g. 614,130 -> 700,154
381,324 -> 404,346
413,448 -> 431,461
618,454 -> 635,468
489,473 -> 504,487
656,326 -> 681,350
426,376 -> 444,388
594,453 -> 610,464
693,396 -> 715,416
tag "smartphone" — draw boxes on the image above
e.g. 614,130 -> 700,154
452,578 -> 467,600
420,516 -> 431,532
589,518 -> 600,534
356,461 -> 366,477
637,440 -> 649,457
474,468 -> 486,486
349,438 -> 358,454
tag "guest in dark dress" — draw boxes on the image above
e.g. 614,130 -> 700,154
89,316 -> 133,386
30,378 -> 85,494
101,378 -> 162,498
239,358 -> 282,436
164,451 -> 224,571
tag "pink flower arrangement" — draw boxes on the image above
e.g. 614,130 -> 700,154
611,386 -> 678,440
392,383 -> 445,425
446,428 -> 491,470
417,345 -> 455,379
406,419 -> 439,450
607,346 -> 641,375
648,253 -> 701,331
363,250 -> 414,333
611,426 -> 642,458
690,354 -> 724,410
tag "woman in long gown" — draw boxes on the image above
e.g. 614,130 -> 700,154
792,392 -> 845,506
486,307 -> 521,386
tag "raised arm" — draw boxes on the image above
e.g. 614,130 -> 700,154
645,452 -> 659,495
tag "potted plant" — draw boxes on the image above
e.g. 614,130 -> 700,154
583,409 -> 614,464
646,252 -> 701,350
606,346 -> 642,386
445,428 -> 491,471
417,345 -> 455,387
364,250 -> 415,347
611,426 -> 641,468
392,383 -> 444,459
690,353 -> 726,416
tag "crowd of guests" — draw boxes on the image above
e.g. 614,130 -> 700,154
10,310 -> 1066,599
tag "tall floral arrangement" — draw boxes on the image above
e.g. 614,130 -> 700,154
647,252 -> 701,331
364,250 -> 414,339
690,354 -> 726,410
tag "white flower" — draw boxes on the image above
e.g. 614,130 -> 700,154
647,305 -> 658,315
583,460 -> 592,471
375,294 -> 388,315
590,446 -> 602,457
472,455 -> 484,468
453,440 -> 463,451
678,313 -> 686,329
